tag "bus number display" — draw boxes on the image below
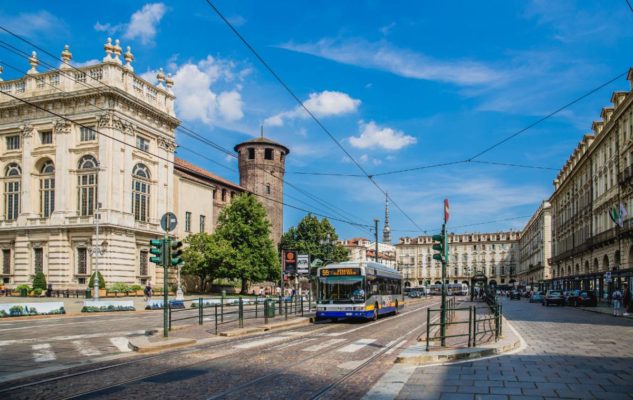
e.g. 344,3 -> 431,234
320,268 -> 361,277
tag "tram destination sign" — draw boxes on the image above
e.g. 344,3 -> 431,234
320,268 -> 361,277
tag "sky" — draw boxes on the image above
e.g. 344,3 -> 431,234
1,1 -> 632,240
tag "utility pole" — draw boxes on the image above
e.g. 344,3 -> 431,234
374,219 -> 379,263
93,202 -> 102,301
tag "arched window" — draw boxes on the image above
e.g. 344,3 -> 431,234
40,161 -> 55,218
4,163 -> 21,221
132,164 -> 150,222
77,155 -> 98,216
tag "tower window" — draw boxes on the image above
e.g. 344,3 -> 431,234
248,148 -> 255,159
264,148 -> 273,160
266,184 -> 271,195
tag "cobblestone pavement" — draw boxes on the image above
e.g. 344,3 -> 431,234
0,298 -> 440,399
365,297 -> 633,400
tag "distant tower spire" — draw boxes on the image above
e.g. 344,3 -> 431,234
383,193 -> 391,244
260,125 -> 264,138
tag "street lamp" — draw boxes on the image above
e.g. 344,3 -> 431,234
319,233 -> 335,264
89,202 -> 104,301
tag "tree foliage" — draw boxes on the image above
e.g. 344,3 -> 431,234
214,194 -> 280,292
281,214 -> 349,265
32,272 -> 47,291
88,271 -> 105,289
182,232 -> 233,293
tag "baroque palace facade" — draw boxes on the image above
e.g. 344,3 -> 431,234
395,232 -> 520,288
0,41 -> 287,289
546,68 -> 633,296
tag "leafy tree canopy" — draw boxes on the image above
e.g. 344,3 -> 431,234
88,271 -> 105,289
182,232 -> 234,292
215,194 -> 280,292
281,214 -> 349,264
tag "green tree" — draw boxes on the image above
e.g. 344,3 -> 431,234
215,194 -> 280,292
88,271 -> 106,289
32,272 -> 47,291
281,214 -> 349,265
182,232 -> 234,293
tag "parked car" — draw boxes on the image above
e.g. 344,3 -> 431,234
565,290 -> 597,307
543,290 -> 565,306
510,290 -> 521,300
529,292 -> 544,303
407,291 -> 422,298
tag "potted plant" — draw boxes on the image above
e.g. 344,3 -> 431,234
130,284 -> 143,296
16,284 -> 30,297
88,271 -> 107,297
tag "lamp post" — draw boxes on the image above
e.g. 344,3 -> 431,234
90,202 -> 104,301
319,233 -> 335,264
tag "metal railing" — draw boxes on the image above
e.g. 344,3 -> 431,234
425,297 -> 503,351
168,294 -> 315,335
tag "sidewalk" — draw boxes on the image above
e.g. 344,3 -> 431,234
578,303 -> 633,319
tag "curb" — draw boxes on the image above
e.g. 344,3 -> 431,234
578,307 -> 633,320
128,337 -> 197,353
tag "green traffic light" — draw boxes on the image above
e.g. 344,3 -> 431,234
149,239 -> 162,246
432,234 -> 442,241
432,244 -> 443,252
149,239 -> 164,265
171,240 -> 184,266
433,254 -> 443,261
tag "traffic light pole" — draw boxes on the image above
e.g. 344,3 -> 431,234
163,236 -> 170,338
440,223 -> 447,347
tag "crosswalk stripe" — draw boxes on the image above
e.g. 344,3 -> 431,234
338,338 -> 376,353
303,338 -> 346,352
109,337 -> 131,352
234,336 -> 287,349
72,340 -> 102,357
32,343 -> 56,362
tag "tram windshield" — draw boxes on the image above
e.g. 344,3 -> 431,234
318,277 -> 365,303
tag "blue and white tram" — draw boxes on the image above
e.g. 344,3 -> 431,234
315,261 -> 404,321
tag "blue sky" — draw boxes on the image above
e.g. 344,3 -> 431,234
1,1 -> 632,240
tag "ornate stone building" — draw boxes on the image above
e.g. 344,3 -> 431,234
517,201 -> 552,288
337,237 -> 397,268
550,68 -> 633,295
0,41 -> 286,289
395,232 -> 520,288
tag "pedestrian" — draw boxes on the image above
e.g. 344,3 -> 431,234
144,282 -> 152,301
612,287 -> 623,316
623,283 -> 631,317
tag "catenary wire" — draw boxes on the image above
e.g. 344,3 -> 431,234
202,0 -> 425,233
0,36 -> 371,231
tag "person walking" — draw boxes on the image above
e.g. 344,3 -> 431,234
612,287 -> 623,317
623,283 -> 631,317
144,282 -> 153,301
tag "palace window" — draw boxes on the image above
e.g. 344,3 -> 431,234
77,248 -> 87,275
221,189 -> 226,202
132,164 -> 150,222
2,249 -> 10,275
264,148 -> 273,160
136,136 -> 149,152
185,212 -> 192,232
4,163 -> 21,221
40,130 -> 53,145
40,161 -> 55,218
33,248 -> 43,274
80,126 -> 96,142
139,250 -> 148,276
200,215 -> 206,233
6,135 -> 20,150
77,155 -> 98,216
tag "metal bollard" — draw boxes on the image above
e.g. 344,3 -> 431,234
308,292 -> 312,311
198,297 -> 203,325
285,299 -> 288,320
264,299 -> 269,324
221,294 -> 224,323
301,296 -> 304,316
239,297 -> 244,328
279,296 -> 283,315
472,306 -> 477,347
425,307 -> 430,351
214,304 -> 218,335
168,305 -> 172,331
255,298 -> 259,318
468,306 -> 473,347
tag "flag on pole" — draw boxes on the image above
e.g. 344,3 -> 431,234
609,204 -> 628,228
444,198 -> 450,223
619,203 -> 628,227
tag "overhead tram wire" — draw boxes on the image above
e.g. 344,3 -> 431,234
202,0 -> 425,233
0,34 -> 369,230
626,0 -> 633,13
0,87 -> 373,231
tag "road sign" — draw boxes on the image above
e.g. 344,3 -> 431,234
297,254 -> 309,275
161,212 -> 178,232
283,250 -> 297,275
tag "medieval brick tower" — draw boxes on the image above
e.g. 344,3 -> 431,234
234,135 -> 289,246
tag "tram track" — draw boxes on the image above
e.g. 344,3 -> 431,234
5,299 -> 438,400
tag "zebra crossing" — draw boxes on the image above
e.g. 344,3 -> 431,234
232,334 -> 384,357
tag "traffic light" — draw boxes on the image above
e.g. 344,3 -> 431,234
432,233 -> 445,262
149,239 -> 164,265
171,240 -> 184,266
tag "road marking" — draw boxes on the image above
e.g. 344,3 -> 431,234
362,364 -> 418,400
385,339 -> 408,355
303,338 -> 346,352
270,337 -> 317,350
32,343 -> 56,362
338,338 -> 376,353
72,340 -> 102,357
109,337 -> 131,353
233,336 -> 288,349
0,330 -> 145,346
0,317 -> 144,332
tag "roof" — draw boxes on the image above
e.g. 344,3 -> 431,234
234,136 -> 290,154
174,157 -> 243,191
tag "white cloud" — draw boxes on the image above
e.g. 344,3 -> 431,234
279,38 -> 507,86
264,91 -> 360,127
166,56 -> 246,124
0,10 -> 66,38
94,3 -> 166,45
349,121 -> 417,151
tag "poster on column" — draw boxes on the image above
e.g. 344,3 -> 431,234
297,254 -> 309,275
